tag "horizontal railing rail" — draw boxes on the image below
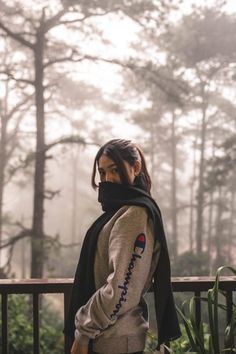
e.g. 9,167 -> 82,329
1,276 -> 236,354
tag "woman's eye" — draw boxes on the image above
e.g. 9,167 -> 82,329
112,168 -> 119,174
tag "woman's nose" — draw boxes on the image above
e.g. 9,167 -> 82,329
105,172 -> 114,182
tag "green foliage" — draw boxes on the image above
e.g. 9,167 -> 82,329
0,294 -> 64,354
176,266 -> 236,353
170,323 -> 209,354
145,266 -> 236,353
145,324 -> 193,353
39,299 -> 64,354
145,330 -> 158,352
172,251 -> 210,276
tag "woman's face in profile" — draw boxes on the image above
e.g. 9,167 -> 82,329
98,154 -> 138,185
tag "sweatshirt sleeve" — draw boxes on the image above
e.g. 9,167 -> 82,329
74,206 -> 156,343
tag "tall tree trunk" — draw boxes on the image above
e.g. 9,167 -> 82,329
207,190 -> 214,274
0,120 -> 6,268
214,186 -> 223,270
196,99 -> 207,255
150,119 -> 155,181
31,29 -> 45,278
71,147 -> 79,243
0,81 -> 8,268
0,9 -> 69,278
189,139 -> 197,252
21,237 -> 26,278
171,111 -> 178,257
227,173 -> 236,263
207,142 -> 215,274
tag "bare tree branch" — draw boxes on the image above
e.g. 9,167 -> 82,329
5,105 -> 33,165
17,31 -> 36,38
0,228 -> 81,251
57,7 -> 120,27
68,54 -> 189,104
0,21 -> 34,49
0,228 -> 32,250
44,53 -> 120,69
52,238 -> 81,249
41,233 -> 82,249
0,70 -> 35,86
43,8 -> 69,33
5,135 -> 98,180
43,49 -> 83,68
0,227 -> 80,276
2,244 -> 14,275
11,76 -> 35,86
6,93 -> 34,122
44,189 -> 60,200
45,135 -> 100,152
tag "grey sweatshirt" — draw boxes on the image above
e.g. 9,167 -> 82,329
74,205 -> 161,354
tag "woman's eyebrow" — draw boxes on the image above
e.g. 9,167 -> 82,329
98,163 -> 117,170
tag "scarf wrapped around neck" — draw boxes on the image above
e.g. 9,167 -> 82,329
64,181 -> 181,349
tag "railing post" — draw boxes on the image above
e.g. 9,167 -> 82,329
225,291 -> 234,353
64,288 -> 73,354
194,291 -> 201,330
226,291 -> 233,324
33,293 -> 40,354
1,293 -> 8,354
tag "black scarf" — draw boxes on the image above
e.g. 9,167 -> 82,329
64,181 -> 181,349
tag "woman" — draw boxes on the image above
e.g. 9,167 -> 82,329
65,139 -> 181,354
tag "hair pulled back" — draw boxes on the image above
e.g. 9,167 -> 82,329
91,139 -> 152,193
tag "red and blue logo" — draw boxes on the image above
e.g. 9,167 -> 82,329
134,233 -> 146,255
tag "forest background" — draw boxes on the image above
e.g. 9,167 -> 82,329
0,0 -> 236,282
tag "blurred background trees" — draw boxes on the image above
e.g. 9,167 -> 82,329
0,0 -> 236,279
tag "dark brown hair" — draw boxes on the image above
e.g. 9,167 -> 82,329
91,139 -> 152,193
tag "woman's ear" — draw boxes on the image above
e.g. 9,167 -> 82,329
134,160 -> 142,176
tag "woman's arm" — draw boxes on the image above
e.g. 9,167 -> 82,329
74,206 -> 158,343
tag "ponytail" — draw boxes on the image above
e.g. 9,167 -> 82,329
136,146 -> 152,194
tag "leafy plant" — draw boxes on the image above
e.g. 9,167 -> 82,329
145,330 -> 158,352
176,266 -> 236,354
145,266 -> 236,353
145,324 -> 203,353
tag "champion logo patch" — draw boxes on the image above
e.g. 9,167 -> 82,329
109,232 -> 146,320
134,233 -> 146,255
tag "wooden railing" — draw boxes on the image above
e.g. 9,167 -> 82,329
0,276 -> 236,354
